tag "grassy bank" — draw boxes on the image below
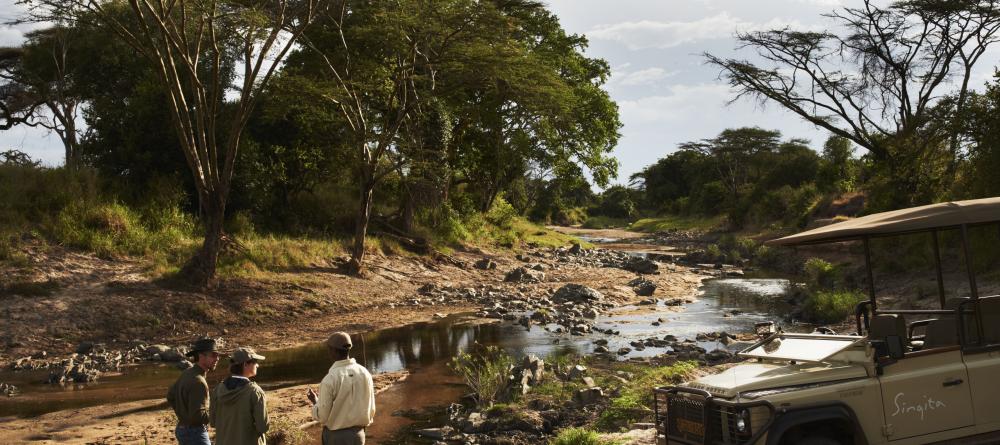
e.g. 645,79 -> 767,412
0,165 -> 582,279
628,215 -> 724,233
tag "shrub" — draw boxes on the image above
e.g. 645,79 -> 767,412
266,418 -> 308,445
597,361 -> 697,430
549,428 -> 619,445
485,198 -> 518,230
803,257 -> 838,288
802,290 -> 866,324
449,345 -> 515,408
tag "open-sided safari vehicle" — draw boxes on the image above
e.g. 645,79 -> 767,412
653,197 -> 1000,445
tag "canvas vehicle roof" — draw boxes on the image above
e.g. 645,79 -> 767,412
768,197 -> 1000,246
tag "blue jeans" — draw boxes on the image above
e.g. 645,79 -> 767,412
175,425 -> 210,445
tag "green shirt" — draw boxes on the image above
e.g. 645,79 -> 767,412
167,365 -> 211,426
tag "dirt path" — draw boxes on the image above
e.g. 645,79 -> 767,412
0,372 -> 408,445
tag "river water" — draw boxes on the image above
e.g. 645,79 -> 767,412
0,277 -> 798,432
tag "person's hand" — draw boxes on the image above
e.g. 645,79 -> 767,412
307,388 -> 317,405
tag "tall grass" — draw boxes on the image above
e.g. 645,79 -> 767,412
550,428 -> 620,445
450,345 -> 515,408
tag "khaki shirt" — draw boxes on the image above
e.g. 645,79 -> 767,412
167,365 -> 211,426
311,358 -> 375,431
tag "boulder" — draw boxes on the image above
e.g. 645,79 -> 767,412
521,355 -> 545,385
552,284 -> 604,304
504,267 -> 545,283
630,278 -> 657,296
569,243 -> 583,255
474,259 -> 498,270
624,257 -> 658,274
573,387 -> 605,405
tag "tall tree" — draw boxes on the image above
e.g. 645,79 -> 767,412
0,26 -> 84,167
706,0 -> 1000,205
286,0 -> 523,274
22,0 -> 325,284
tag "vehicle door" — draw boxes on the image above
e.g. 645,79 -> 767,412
962,296 -> 1000,431
878,348 -> 974,440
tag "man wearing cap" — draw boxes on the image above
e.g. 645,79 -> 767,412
167,338 -> 221,445
307,332 -> 375,445
210,347 -> 270,445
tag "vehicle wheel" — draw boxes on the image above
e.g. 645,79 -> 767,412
797,436 -> 842,445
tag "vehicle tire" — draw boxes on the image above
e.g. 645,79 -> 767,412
797,436 -> 843,445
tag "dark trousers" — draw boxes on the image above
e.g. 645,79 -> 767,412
321,426 -> 365,445
175,425 -> 211,445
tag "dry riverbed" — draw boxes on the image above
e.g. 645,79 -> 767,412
0,230 -> 720,444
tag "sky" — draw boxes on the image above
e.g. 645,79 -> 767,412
2,0 -> 999,185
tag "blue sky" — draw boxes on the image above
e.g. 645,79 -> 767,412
2,0 -> 999,185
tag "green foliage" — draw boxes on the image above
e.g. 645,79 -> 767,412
581,216 -> 629,229
804,258 -> 838,288
596,361 -> 697,430
51,202 -> 197,260
450,345 -> 515,408
628,215 -> 723,233
549,428 -> 620,445
802,290 -> 866,324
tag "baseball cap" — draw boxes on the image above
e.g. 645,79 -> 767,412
230,347 -> 266,364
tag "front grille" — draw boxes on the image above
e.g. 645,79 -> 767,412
655,389 -> 763,445
666,395 -> 707,442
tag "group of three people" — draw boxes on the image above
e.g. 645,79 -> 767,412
167,332 -> 374,445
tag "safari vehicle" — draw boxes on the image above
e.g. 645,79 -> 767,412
653,197 -> 1000,445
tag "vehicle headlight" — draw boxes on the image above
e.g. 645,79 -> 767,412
736,409 -> 750,433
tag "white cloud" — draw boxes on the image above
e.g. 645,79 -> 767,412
588,12 -> 822,50
617,83 -> 733,124
611,67 -> 678,87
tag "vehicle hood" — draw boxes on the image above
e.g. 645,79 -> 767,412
682,362 -> 868,399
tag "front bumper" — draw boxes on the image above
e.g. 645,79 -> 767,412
653,386 -> 775,445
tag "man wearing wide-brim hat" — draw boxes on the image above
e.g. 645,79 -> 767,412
168,338 -> 221,445
211,347 -> 270,445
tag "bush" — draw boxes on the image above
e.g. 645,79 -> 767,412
802,290 -> 866,324
266,417 -> 308,445
596,361 -> 696,430
550,428 -> 619,445
581,216 -> 628,229
450,345 -> 515,408
803,257 -> 838,288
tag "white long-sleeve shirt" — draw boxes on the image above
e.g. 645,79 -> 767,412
311,358 -> 376,431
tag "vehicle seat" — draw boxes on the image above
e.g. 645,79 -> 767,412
923,318 -> 958,349
870,314 -> 907,344
979,297 -> 1000,345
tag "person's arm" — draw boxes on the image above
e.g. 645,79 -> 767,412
253,386 -> 270,436
188,377 -> 211,425
366,370 -> 376,420
311,375 -> 340,424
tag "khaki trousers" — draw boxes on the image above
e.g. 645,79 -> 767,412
321,426 -> 365,445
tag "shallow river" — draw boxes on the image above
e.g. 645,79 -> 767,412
0,278 -> 799,441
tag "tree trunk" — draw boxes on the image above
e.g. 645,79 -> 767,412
348,172 -> 375,276
181,193 -> 226,287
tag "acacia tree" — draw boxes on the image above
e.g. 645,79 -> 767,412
707,0 -> 1000,205
22,0 -> 324,284
0,27 -> 83,167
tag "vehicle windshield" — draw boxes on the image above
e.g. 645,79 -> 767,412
740,334 -> 861,362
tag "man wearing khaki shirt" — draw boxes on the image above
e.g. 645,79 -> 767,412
307,332 -> 375,445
